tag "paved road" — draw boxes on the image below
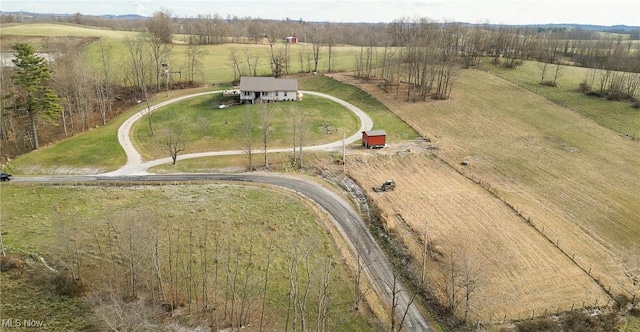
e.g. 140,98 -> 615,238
14,91 -> 431,331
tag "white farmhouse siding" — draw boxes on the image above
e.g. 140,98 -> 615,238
239,77 -> 298,103
275,79 -> 298,101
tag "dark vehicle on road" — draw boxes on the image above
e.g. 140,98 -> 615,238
0,173 -> 13,181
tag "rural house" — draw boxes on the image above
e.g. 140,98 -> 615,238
239,77 -> 299,104
362,130 -> 387,149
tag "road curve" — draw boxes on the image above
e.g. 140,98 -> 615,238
14,172 -> 431,331
18,90 -> 431,331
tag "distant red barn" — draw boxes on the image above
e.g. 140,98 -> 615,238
362,130 -> 387,149
285,36 -> 297,43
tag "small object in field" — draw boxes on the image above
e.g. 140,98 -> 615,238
0,173 -> 13,181
373,180 -> 396,192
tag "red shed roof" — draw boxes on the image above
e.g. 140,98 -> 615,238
363,130 -> 387,136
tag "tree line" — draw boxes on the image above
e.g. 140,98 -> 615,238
48,198 -> 379,331
3,11 -> 639,163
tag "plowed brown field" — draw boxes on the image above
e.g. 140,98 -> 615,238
332,69 -> 640,322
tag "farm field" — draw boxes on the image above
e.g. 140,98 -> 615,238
347,152 -> 609,321
1,23 -> 372,86
486,60 -> 640,137
332,68 -> 640,321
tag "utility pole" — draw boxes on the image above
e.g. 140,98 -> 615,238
162,63 -> 169,97
421,221 -> 428,286
342,131 -> 346,173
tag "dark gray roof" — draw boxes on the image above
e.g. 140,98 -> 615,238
363,130 -> 387,136
240,77 -> 298,92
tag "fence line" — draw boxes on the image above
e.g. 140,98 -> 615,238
433,152 -> 636,313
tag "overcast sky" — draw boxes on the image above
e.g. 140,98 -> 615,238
1,0 -> 639,26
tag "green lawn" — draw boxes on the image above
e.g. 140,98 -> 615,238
298,75 -> 419,141
131,93 -> 360,160
9,75 -> 416,174
7,87 -> 212,174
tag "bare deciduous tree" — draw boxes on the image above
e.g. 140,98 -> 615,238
259,103 -> 272,168
146,10 -> 173,44
158,121 -> 186,165
228,48 -> 243,83
387,271 -> 417,332
259,246 -> 273,332
124,35 -> 155,135
442,247 -> 483,322
236,106 -> 255,171
143,29 -> 173,93
310,27 -> 322,73
316,259 -> 332,332
289,106 -> 307,169
185,42 -> 206,86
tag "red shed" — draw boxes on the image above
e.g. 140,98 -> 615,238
362,130 -> 387,149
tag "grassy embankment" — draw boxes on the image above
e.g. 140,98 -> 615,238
0,183 -> 379,331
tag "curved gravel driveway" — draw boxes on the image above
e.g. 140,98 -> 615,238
103,90 -> 373,175
94,90 -> 431,331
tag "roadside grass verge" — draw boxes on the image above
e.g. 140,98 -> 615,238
0,183 -> 378,331
131,93 -> 359,160
149,151 -> 348,173
485,60 -> 640,138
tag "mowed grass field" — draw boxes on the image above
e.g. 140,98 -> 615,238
486,60 -> 640,137
131,93 -> 360,160
333,68 -> 640,321
0,183 -> 378,331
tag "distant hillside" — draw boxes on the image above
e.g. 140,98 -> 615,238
0,11 -> 146,20
531,23 -> 640,32
2,11 -> 639,33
